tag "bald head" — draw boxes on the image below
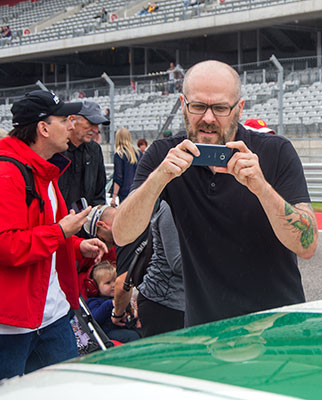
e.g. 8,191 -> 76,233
183,60 -> 241,101
95,206 -> 117,249
101,206 -> 117,225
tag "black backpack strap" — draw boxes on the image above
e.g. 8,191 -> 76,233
123,239 -> 148,292
121,199 -> 160,292
123,226 -> 153,291
0,156 -> 44,212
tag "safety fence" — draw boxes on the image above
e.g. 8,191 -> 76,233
303,163 -> 322,203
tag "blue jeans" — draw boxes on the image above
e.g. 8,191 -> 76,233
0,314 -> 78,380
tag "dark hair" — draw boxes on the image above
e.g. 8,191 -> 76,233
137,138 -> 147,147
9,122 -> 39,145
9,117 -> 51,146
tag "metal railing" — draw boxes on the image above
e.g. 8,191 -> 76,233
303,163 -> 322,202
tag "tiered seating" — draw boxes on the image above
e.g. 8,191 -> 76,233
33,0 -> 127,43
242,82 -> 279,123
0,0 -> 302,48
85,91 -> 183,142
1,69 -> 322,140
241,79 -> 322,137
0,0 -> 80,38
0,103 -> 13,132
0,1 -> 79,48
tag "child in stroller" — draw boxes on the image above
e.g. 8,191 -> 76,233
85,261 -> 141,343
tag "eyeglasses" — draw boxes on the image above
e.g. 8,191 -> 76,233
184,95 -> 239,117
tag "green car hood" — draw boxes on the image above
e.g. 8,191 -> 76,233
78,303 -> 322,399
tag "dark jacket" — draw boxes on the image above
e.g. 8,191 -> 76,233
59,140 -> 106,209
113,152 -> 140,202
86,296 -> 114,330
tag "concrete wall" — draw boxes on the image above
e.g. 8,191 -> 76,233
292,138 -> 322,163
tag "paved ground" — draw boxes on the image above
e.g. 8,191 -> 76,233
299,231 -> 322,301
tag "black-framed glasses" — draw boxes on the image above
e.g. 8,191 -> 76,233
184,95 -> 240,117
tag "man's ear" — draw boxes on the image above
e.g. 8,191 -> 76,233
180,93 -> 185,115
238,99 -> 245,119
96,220 -> 111,231
37,121 -> 49,138
69,115 -> 76,126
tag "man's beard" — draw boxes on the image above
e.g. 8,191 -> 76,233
184,109 -> 239,145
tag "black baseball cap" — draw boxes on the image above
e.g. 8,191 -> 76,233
11,90 -> 82,127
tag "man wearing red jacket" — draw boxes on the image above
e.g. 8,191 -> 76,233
0,90 -> 107,380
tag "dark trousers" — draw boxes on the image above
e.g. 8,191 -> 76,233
137,292 -> 184,337
0,314 -> 78,380
104,327 -> 141,343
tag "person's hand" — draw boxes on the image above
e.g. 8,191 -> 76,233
110,198 -> 117,208
111,308 -> 127,327
58,207 -> 92,238
136,319 -> 142,329
213,140 -> 269,197
111,315 -> 127,326
80,238 -> 107,264
156,139 -> 199,184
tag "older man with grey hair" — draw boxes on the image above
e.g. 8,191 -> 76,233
59,101 -> 110,237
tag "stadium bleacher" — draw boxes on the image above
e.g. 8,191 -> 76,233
0,0 -> 322,163
0,0 -> 303,48
1,68 -> 322,145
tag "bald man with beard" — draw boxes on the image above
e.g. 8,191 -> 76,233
112,60 -> 317,327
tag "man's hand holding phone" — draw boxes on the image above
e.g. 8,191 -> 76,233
214,140 -> 268,197
156,139 -> 199,184
58,203 -> 91,238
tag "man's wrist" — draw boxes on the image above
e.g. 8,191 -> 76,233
256,181 -> 273,202
111,308 -> 125,318
57,223 -> 66,239
150,167 -> 169,192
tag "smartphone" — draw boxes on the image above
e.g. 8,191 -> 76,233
191,144 -> 234,167
71,197 -> 88,213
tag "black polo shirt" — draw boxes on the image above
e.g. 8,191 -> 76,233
132,124 -> 310,327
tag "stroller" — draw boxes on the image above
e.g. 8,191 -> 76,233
70,295 -> 116,356
72,227 -> 151,354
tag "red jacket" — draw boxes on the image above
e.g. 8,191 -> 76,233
0,137 -> 82,329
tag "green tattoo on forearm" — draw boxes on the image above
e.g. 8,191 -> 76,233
284,202 -> 314,249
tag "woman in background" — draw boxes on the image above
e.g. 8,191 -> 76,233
111,128 -> 140,207
137,138 -> 148,155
